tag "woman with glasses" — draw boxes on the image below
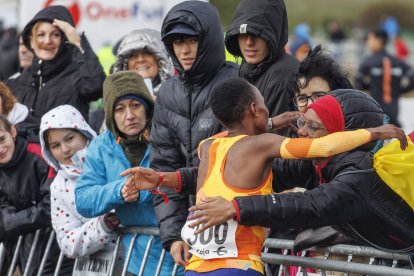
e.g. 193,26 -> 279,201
286,45 -> 353,273
293,45 -> 352,112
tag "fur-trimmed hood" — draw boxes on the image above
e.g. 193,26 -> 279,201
113,29 -> 173,94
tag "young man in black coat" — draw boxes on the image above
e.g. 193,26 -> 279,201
149,0 -> 239,266
225,0 -> 299,121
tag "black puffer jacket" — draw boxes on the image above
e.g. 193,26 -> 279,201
0,135 -> 73,275
225,0 -> 299,118
236,89 -> 414,251
150,1 -> 239,250
6,6 -> 104,138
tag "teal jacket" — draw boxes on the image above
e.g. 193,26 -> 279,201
75,130 -> 180,275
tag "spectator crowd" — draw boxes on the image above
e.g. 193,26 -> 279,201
0,0 -> 414,275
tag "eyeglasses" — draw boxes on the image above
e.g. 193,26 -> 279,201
296,115 -> 326,134
294,91 -> 328,108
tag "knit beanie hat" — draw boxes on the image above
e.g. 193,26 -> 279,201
103,71 -> 154,138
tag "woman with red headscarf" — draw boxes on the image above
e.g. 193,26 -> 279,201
189,89 -> 414,254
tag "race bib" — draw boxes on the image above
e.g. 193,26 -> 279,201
181,218 -> 238,259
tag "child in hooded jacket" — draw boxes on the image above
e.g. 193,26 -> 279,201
39,105 -> 120,260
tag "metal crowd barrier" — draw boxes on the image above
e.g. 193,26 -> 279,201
0,229 -> 66,276
0,227 -> 178,276
1,228 -> 413,276
263,238 -> 414,276
78,226 -> 179,276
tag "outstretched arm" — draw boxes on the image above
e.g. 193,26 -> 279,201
188,167 -> 373,233
263,124 -> 407,160
122,125 -> 407,192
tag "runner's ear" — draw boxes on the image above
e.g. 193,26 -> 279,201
249,102 -> 258,118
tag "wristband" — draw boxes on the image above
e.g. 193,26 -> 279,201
175,170 -> 182,192
231,199 -> 241,222
156,172 -> 164,187
150,188 -> 169,204
151,172 -> 168,204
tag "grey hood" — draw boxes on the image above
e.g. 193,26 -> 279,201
113,28 -> 173,93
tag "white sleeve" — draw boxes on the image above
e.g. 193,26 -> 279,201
51,176 -> 114,258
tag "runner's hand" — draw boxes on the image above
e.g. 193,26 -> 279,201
368,124 -> 408,150
170,240 -> 190,266
188,197 -> 236,235
120,167 -> 160,190
271,111 -> 301,131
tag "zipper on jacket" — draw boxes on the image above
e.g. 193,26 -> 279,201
187,83 -> 193,167
31,74 -> 42,113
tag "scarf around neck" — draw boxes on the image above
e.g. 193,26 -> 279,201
119,135 -> 148,167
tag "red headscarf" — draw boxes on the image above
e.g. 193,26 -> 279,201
307,95 -> 345,134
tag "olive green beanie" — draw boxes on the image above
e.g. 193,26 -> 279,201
103,71 -> 154,138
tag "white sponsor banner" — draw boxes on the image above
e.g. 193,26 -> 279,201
19,0 -> 207,50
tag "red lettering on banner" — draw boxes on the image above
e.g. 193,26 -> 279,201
85,2 -> 101,20
85,2 -> 131,21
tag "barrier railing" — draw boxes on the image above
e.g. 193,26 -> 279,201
0,227 -> 178,276
1,228 -> 413,275
263,238 -> 414,276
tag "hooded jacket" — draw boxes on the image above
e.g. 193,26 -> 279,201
113,28 -> 174,95
225,0 -> 299,118
236,89 -> 414,251
0,133 -> 74,275
150,0 -> 239,250
6,5 -> 104,138
103,71 -> 154,167
39,105 -> 118,258
75,72 -> 178,274
7,102 -> 29,125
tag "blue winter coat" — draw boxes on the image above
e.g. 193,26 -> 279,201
75,130 -> 179,275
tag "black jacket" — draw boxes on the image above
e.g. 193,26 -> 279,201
235,89 -> 414,252
225,0 -> 299,118
237,151 -> 414,251
150,1 -> 239,250
0,135 -> 73,275
6,6 -> 104,137
356,50 -> 414,126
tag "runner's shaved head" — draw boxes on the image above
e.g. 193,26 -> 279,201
210,77 -> 256,128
